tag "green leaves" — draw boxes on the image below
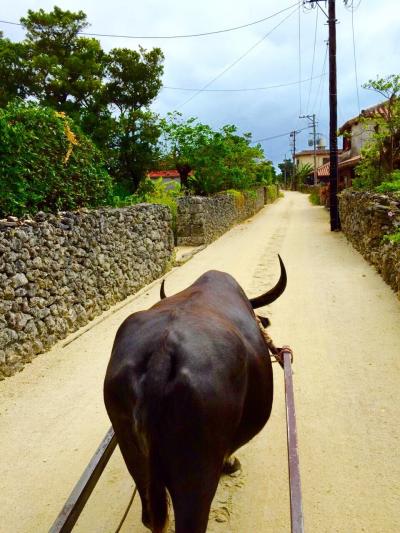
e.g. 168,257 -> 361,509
0,6 -> 165,195
104,47 -> 164,114
0,101 -> 113,217
160,113 -> 267,195
355,74 -> 400,189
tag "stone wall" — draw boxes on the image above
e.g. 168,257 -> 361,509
339,190 -> 400,297
176,188 -> 266,246
0,205 -> 174,378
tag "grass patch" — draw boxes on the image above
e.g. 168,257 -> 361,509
309,189 -> 321,205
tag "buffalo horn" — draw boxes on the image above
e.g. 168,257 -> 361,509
249,255 -> 287,309
160,279 -> 166,300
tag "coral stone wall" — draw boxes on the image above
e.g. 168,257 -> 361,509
339,190 -> 400,297
177,188 -> 266,246
0,204 -> 174,378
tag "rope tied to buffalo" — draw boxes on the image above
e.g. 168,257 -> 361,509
255,315 -> 293,367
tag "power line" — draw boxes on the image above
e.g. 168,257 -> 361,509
254,125 -> 308,143
177,4 -> 300,109
162,73 -> 325,92
344,0 -> 362,12
305,6 -> 319,114
311,40 -> 328,111
350,4 -> 361,112
297,3 -> 302,115
317,48 -> 328,117
0,3 -> 301,40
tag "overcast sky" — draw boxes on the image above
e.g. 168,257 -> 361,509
2,0 -> 400,165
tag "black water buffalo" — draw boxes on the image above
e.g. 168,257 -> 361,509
104,256 -> 286,533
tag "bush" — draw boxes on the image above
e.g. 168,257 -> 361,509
226,189 -> 245,209
309,189 -> 321,205
0,101 -> 113,217
266,184 -> 279,203
383,230 -> 400,244
112,178 -> 180,232
375,170 -> 400,193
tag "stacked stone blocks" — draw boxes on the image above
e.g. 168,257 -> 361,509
339,190 -> 400,298
176,188 -> 266,246
0,204 -> 174,378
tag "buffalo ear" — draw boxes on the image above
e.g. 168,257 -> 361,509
257,315 -> 270,328
160,280 -> 166,300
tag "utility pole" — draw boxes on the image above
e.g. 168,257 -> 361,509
283,153 -> 288,189
303,0 -> 341,230
328,0 -> 340,230
300,113 -> 318,185
290,130 -> 298,190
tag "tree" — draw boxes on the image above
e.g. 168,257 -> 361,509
160,113 -> 266,194
160,113 -> 214,187
104,47 -> 164,114
295,163 -> 314,185
0,6 -> 167,194
0,34 -> 28,106
102,46 -> 164,191
355,74 -> 400,188
255,160 -> 277,185
20,7 -> 104,115
277,159 -> 295,187
108,110 -> 161,193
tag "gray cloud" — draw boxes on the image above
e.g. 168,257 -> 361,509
2,0 -> 399,164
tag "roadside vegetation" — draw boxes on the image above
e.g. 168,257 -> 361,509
0,7 -> 279,219
353,75 -> 400,193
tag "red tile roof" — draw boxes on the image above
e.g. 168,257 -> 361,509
317,155 -> 361,177
317,161 -> 330,177
339,100 -> 390,134
148,170 -> 181,178
339,155 -> 361,168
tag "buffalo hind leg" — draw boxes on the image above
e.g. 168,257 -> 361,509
168,465 -> 221,533
110,419 -> 165,531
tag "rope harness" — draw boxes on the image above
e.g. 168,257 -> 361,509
256,315 -> 293,367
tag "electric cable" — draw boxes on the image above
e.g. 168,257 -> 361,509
162,73 -> 325,92
311,41 -> 328,112
297,3 -> 302,115
254,125 -> 309,144
176,4 -> 300,109
0,3 -> 301,40
305,6 -> 319,114
317,50 -> 328,118
350,3 -> 361,112
344,0 -> 362,12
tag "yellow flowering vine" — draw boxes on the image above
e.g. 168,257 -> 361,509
55,111 -> 79,164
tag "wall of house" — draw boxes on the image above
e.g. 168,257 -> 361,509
349,122 -> 375,157
0,205 -> 174,379
339,190 -> 400,298
296,152 -> 330,169
176,188 -> 267,246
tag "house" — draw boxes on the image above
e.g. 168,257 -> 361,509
294,147 -> 342,184
295,148 -> 331,170
147,170 -> 182,190
317,101 -> 387,186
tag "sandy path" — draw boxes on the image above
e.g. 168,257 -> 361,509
1,191 -> 399,532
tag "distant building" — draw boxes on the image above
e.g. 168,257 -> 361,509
147,170 -> 182,190
295,149 -> 331,170
317,101 -> 387,187
295,148 -> 341,184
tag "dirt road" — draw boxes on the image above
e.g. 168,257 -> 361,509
1,191 -> 399,532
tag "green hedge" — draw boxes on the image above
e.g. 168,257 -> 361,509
266,184 -> 279,203
0,101 -> 113,217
